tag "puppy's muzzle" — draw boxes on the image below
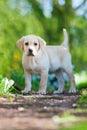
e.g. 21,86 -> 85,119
28,49 -> 34,56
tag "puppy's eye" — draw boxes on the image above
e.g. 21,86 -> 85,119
25,42 -> 29,46
34,42 -> 37,46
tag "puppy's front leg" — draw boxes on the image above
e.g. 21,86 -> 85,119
21,70 -> 31,94
38,70 -> 48,95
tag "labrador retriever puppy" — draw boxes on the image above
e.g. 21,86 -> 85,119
16,29 -> 76,94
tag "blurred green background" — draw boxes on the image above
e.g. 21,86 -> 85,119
0,0 -> 87,89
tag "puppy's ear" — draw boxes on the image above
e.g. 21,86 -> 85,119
16,36 -> 25,51
38,36 -> 46,48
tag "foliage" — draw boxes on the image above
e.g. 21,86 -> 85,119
0,0 -> 45,77
0,0 -> 87,94
75,71 -> 87,89
9,70 -> 87,92
11,71 -> 25,88
1,78 -> 14,93
0,74 -> 21,97
0,75 -> 15,100
53,110 -> 87,130
11,71 -> 40,91
0,75 -> 14,93
78,90 -> 87,105
0,0 -> 87,77
59,121 -> 87,130
11,71 -> 55,92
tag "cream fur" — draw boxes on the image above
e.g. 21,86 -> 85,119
16,29 -> 76,94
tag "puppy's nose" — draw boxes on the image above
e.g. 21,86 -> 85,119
29,49 -> 33,53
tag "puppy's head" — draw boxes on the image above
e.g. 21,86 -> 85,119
16,35 -> 46,56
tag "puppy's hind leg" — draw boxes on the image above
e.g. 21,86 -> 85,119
63,53 -> 76,94
67,71 -> 76,94
63,66 -> 76,94
54,69 -> 65,94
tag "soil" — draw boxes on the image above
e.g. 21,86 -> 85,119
0,92 -> 87,130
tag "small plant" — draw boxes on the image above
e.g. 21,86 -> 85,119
1,78 -> 14,93
0,76 -> 14,94
78,89 -> 87,105
0,75 -> 16,100
75,71 -> 87,89
0,75 -> 21,95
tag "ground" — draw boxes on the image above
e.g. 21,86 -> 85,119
0,92 -> 87,130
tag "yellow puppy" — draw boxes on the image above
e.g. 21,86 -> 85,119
16,29 -> 76,94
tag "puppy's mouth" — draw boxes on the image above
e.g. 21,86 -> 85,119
27,53 -> 34,56
27,49 -> 35,56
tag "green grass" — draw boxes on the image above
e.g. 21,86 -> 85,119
75,71 -> 87,89
53,112 -> 87,130
59,121 -> 87,130
78,89 -> 87,105
0,92 -> 14,102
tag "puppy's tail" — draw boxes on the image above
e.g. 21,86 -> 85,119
62,28 -> 69,50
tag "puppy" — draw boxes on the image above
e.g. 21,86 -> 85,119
16,29 -> 76,94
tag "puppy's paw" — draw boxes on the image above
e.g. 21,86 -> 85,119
53,89 -> 63,94
37,90 -> 46,95
21,88 -> 31,94
53,87 -> 64,94
68,88 -> 76,94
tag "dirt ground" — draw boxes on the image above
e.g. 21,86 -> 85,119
0,92 -> 87,130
